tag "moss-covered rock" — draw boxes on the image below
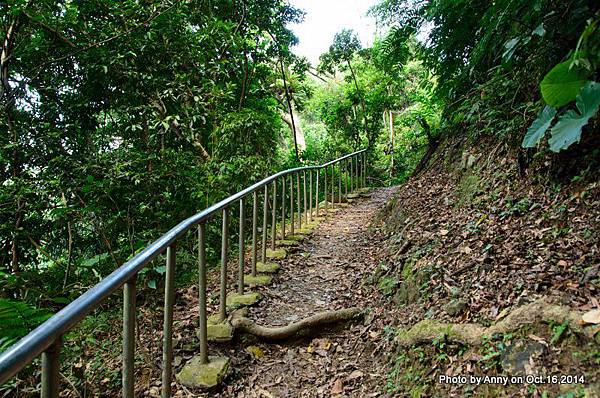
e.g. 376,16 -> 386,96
177,355 -> 229,389
256,262 -> 280,273
276,239 -> 299,247
206,321 -> 233,342
226,292 -> 261,309
347,193 -> 361,199
244,274 -> 272,287
266,248 -> 286,259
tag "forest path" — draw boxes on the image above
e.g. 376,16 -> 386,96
185,186 -> 398,398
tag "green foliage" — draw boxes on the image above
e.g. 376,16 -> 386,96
540,62 -> 589,108
523,106 -> 557,148
372,0 -> 599,156
548,81 -> 600,152
0,0 -> 302,304
0,299 -> 52,351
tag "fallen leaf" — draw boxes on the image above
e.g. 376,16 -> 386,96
582,309 -> 600,325
331,379 -> 343,394
440,229 -> 449,236
346,370 -> 364,381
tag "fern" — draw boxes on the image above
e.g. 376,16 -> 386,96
0,299 -> 52,352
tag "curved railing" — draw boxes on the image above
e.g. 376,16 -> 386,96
0,149 -> 368,397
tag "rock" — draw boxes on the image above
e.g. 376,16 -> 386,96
444,298 -> 467,316
266,248 -> 287,259
244,274 -> 272,287
205,321 -> 233,342
347,193 -> 360,199
276,239 -> 300,247
256,262 -> 281,273
246,345 -> 265,359
467,154 -> 477,168
501,340 -> 546,375
226,292 -> 261,309
177,355 -> 229,389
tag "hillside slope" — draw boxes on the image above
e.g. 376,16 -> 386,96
373,137 -> 600,397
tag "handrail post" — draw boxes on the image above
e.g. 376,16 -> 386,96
303,171 -> 307,225
344,159 -> 348,198
330,164 -> 334,208
338,161 -> 342,205
324,167 -> 328,215
316,169 -> 320,216
252,192 -> 258,276
364,151 -> 367,187
41,338 -> 61,398
356,154 -> 360,189
219,209 -> 229,322
296,173 -> 301,229
261,185 -> 268,263
309,170 -> 313,222
290,175 -> 295,236
350,156 -> 353,192
123,275 -> 136,398
198,224 -> 208,364
238,199 -> 245,295
162,244 -> 176,398
271,181 -> 277,250
281,177 -> 286,240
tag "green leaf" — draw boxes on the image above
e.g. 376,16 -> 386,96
533,23 -> 545,37
522,106 -> 556,148
540,62 -> 589,107
548,81 -> 600,152
148,279 -> 157,289
502,38 -> 519,61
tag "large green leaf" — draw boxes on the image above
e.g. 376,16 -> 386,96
548,81 -> 600,152
540,62 -> 589,108
522,105 -> 556,148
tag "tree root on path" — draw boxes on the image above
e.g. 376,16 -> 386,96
231,307 -> 363,340
396,298 -> 590,347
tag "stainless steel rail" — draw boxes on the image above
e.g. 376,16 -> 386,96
0,149 -> 368,397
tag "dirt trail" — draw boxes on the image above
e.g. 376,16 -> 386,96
186,187 -> 397,398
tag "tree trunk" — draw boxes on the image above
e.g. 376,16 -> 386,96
280,59 -> 299,160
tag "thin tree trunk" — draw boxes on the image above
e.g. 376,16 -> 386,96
2,12 -> 25,273
280,59 -> 299,161
346,60 -> 368,139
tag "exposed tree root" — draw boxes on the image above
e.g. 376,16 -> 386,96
231,307 -> 363,340
396,298 -> 587,347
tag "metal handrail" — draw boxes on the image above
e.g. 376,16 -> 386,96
0,149 -> 368,396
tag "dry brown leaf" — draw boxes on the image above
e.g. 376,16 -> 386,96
331,379 -> 344,394
581,309 -> 600,325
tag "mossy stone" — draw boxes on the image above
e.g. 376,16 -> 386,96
276,239 -> 299,247
286,234 -> 306,242
244,274 -> 272,287
207,314 -> 222,325
177,355 -> 229,389
226,292 -> 261,308
444,298 -> 467,316
347,193 -> 360,199
266,248 -> 287,259
206,322 -> 233,342
256,262 -> 280,273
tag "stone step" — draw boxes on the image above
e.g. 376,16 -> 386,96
244,274 -> 272,287
256,262 -> 280,273
177,355 -> 230,389
266,248 -> 286,259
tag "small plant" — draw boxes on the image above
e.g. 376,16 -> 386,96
0,299 -> 52,352
379,276 -> 399,296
